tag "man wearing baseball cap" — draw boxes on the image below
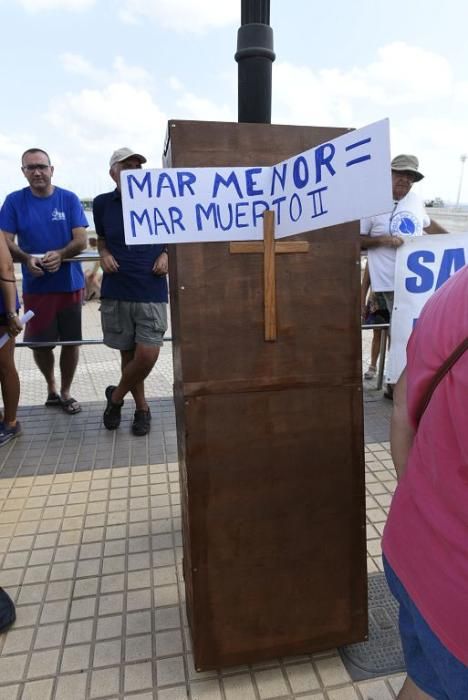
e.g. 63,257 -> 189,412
360,154 -> 447,398
92,148 -> 168,436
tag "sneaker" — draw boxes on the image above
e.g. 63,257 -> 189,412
132,408 -> 151,436
0,421 -> 22,447
103,386 -> 124,430
364,365 -> 377,380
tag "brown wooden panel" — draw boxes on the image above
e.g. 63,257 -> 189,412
166,120 -> 367,669
183,386 -> 366,669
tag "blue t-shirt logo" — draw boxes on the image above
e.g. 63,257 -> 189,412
390,211 -> 420,236
51,208 -> 66,222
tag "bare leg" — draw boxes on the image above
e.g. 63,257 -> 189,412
370,329 -> 382,369
397,676 -> 435,700
33,347 -> 56,396
112,345 -> 160,410
0,336 -> 19,427
59,345 -> 80,400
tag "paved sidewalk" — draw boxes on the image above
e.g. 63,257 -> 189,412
0,305 -> 401,700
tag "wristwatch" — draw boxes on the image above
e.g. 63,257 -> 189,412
6,312 -> 18,319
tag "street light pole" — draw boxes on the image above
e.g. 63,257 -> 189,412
455,154 -> 467,209
235,0 -> 275,123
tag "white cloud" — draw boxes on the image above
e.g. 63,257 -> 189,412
61,52 -> 103,80
169,77 -> 234,121
61,53 -> 152,87
271,42 -> 468,202
18,0 -> 94,11
118,0 -> 238,33
273,42 -> 456,129
46,83 -> 167,153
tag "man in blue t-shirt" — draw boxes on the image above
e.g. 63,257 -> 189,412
93,147 -> 168,437
0,147 -> 88,414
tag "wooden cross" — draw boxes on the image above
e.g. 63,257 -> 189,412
229,210 -> 309,341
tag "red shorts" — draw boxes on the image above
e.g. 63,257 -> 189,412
23,290 -> 83,345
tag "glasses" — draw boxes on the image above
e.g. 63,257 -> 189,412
22,164 -> 50,172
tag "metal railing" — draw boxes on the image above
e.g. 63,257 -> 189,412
15,253 -> 389,389
14,253 -> 173,347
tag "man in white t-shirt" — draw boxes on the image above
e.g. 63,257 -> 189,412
360,154 -> 447,397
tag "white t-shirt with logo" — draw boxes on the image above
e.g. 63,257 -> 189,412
360,191 -> 430,292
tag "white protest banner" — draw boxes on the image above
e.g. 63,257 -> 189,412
121,119 -> 392,245
387,232 -> 468,383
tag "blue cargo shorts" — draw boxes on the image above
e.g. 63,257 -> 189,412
383,556 -> 468,700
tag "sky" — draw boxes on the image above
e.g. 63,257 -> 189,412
1,0 -> 468,206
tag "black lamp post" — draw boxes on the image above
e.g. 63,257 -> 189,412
235,0 -> 275,124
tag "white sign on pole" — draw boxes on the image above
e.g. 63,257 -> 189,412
387,232 -> 468,383
121,119 -> 392,245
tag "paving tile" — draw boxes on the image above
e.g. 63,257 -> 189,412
125,634 -> 152,662
93,639 -> 122,667
127,588 -> 151,612
60,643 -> 91,672
96,615 -> 123,641
101,573 -> 125,594
285,662 -> 322,693
1,568 -> 24,586
14,603 -> 41,628
157,687 -> 189,700
99,592 -> 124,616
90,666 -> 120,698
23,565 -> 49,584
327,687 -> 360,700
45,580 -> 73,601
40,599 -> 69,624
154,605 -> 180,631
2,551 -> 29,569
155,629 -> 183,657
21,678 -> 54,700
358,679 -> 394,700
26,648 -> 60,679
73,576 -> 100,598
123,661 -> 153,693
65,618 -> 94,646
55,672 -> 88,700
1,626 -> 34,654
34,622 -> 66,649
190,680 -> 223,700
222,673 -> 257,700
254,668 -> 289,698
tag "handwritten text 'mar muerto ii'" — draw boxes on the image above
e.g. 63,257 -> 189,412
124,143 -> 339,237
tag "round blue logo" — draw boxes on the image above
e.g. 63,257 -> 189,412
390,211 -> 420,236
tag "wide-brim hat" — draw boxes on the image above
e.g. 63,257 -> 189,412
391,154 -> 424,181
109,147 -> 147,169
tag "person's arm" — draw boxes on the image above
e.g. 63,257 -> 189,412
361,259 -> 370,318
360,234 -> 404,250
93,195 -> 119,274
96,235 -> 119,274
390,369 -> 415,480
3,231 -> 44,276
424,218 -> 448,234
41,226 -> 88,273
152,248 -> 168,276
0,233 -> 23,336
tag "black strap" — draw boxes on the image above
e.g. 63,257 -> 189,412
415,337 -> 468,427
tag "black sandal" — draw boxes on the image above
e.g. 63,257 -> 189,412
132,408 -> 151,436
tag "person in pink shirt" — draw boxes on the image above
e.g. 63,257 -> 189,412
382,265 -> 468,699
